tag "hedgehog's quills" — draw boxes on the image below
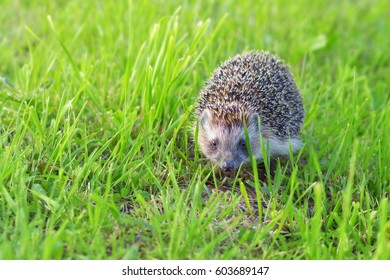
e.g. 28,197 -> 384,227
195,51 -> 305,173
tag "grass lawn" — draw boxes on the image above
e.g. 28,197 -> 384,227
0,0 -> 389,259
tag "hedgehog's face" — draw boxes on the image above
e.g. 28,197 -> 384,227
198,109 -> 262,173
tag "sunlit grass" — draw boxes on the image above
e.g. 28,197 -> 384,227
0,0 -> 389,259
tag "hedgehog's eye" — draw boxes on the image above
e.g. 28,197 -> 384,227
210,139 -> 218,149
239,139 -> 247,149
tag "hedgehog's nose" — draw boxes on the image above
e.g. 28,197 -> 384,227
221,161 -> 234,173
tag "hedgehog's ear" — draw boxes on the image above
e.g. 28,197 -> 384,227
200,109 -> 212,129
248,112 -> 260,130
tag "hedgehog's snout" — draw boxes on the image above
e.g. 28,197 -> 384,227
220,161 -> 235,173
216,160 -> 240,177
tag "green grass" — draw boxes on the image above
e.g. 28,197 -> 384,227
0,0 -> 389,260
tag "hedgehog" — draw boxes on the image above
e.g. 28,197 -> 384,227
195,51 -> 305,173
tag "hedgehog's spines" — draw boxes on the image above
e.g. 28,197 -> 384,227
196,51 -> 304,140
